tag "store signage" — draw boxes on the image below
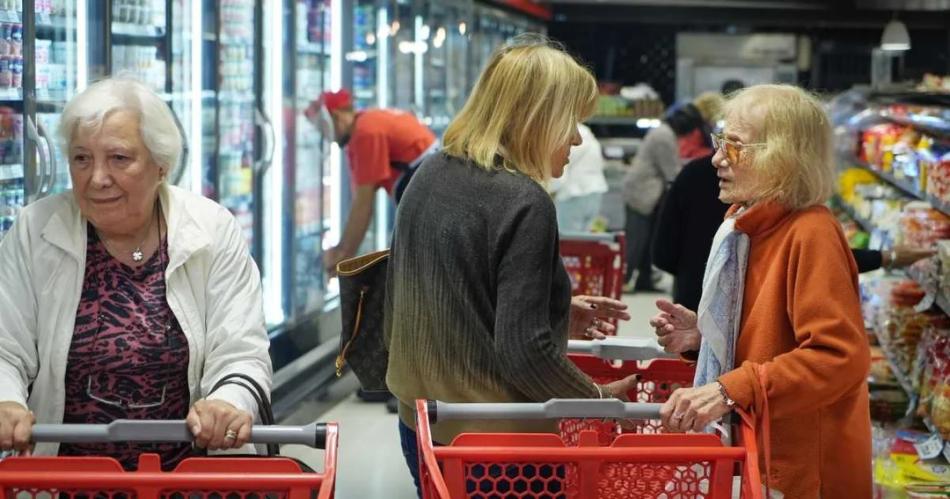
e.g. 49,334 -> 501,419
492,0 -> 552,21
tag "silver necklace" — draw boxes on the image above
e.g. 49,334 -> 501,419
98,206 -> 157,263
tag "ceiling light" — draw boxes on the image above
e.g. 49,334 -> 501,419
880,19 -> 910,51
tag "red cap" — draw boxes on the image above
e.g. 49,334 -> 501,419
317,89 -> 353,113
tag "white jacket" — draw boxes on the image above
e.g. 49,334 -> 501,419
549,124 -> 608,200
0,185 -> 272,455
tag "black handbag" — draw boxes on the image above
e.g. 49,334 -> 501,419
335,250 -> 390,392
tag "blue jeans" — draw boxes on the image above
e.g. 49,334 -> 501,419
399,419 -> 425,498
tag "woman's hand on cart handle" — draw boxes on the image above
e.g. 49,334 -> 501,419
570,295 -> 631,339
650,299 -> 701,354
600,373 -> 640,402
0,401 -> 34,454
660,383 -> 732,433
186,399 -> 254,451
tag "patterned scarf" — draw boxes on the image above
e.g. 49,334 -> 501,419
694,214 -> 750,389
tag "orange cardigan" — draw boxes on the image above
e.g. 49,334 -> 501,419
717,201 -> 872,499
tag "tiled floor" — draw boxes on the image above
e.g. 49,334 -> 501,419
279,285 -> 672,499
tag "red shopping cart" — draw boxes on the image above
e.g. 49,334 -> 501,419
560,231 -> 626,302
564,337 -> 694,440
0,420 -> 338,499
416,339 -> 763,499
416,399 -> 762,499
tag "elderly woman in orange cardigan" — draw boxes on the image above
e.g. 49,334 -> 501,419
650,84 -> 871,499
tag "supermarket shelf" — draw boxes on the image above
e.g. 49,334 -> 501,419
218,92 -> 255,104
846,156 -> 922,200
0,88 -> 22,101
112,23 -> 165,38
873,328 -> 916,397
875,326 -> 950,462
0,10 -> 21,23
837,198 -> 874,233
883,112 -> 950,139
846,155 -> 950,221
353,89 -> 374,100
905,264 -> 950,317
0,164 -> 24,182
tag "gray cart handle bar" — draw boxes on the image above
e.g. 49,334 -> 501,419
427,399 -> 662,424
31,421 -> 328,449
567,338 -> 676,361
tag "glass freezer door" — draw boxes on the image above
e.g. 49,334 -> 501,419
291,0 -> 331,316
0,3 -> 25,240
214,0 -> 258,259
31,1 -> 82,198
350,0 -> 377,110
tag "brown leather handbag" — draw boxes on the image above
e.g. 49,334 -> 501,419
335,250 -> 390,392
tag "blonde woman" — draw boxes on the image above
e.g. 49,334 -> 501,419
650,85 -> 871,498
383,34 -> 638,493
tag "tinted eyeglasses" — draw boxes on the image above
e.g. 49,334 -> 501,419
710,132 -> 767,164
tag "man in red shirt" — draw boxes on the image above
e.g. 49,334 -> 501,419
306,89 -> 437,276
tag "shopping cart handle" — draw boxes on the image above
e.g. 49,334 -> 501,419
427,399 -> 662,424
559,231 -> 618,243
568,337 -> 676,361
32,421 -> 329,449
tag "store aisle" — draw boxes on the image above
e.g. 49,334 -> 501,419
279,287 -> 670,498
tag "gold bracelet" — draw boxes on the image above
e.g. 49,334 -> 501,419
594,383 -> 604,399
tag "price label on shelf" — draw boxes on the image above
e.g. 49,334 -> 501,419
914,432 -> 945,460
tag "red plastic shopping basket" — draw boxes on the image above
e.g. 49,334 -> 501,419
415,398 -> 762,499
0,420 -> 338,499
560,231 -> 626,304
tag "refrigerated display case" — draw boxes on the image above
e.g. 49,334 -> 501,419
350,0 -> 377,110
0,3 -> 25,240
213,0 -> 258,256
0,1 -> 87,241
290,0 -> 332,316
418,0 -> 471,135
387,1 -> 416,114
468,3 -> 544,95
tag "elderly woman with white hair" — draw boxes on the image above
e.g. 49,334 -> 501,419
0,78 -> 272,470
650,84 -> 871,498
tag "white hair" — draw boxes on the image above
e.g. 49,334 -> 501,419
58,77 -> 182,178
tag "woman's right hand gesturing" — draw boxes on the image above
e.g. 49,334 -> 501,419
650,299 -> 702,354
0,401 -> 34,453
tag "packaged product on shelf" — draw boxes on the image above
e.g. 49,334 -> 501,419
879,280 -> 947,375
899,202 -> 950,250
873,427 -> 950,498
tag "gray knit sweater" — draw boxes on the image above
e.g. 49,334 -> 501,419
384,152 -> 598,443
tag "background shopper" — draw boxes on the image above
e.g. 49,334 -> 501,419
548,123 -> 608,232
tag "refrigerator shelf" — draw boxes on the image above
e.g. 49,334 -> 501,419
220,36 -> 255,46
218,92 -> 256,104
0,164 -> 24,182
0,10 -> 21,23
111,23 -> 165,38
298,43 -> 331,56
37,17 -> 74,33
0,88 -> 22,101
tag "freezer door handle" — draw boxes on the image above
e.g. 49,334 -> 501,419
36,120 -> 57,196
25,117 -> 50,201
254,107 -> 275,175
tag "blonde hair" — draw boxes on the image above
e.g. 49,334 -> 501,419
442,34 -> 597,181
692,91 -> 724,124
725,84 -> 834,210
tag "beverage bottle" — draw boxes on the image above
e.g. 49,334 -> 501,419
10,55 -> 20,89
